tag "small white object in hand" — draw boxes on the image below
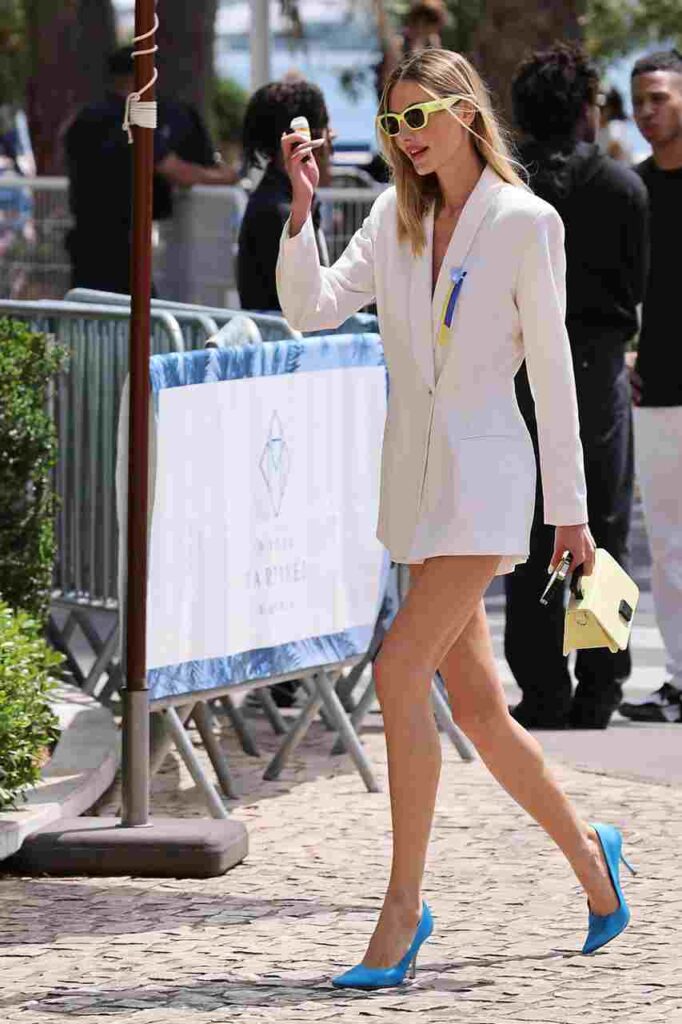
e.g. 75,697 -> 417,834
289,116 -> 311,140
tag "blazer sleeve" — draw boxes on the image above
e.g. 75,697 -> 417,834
276,208 -> 376,331
516,208 -> 588,526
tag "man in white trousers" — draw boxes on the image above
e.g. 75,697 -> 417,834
621,50 -> 682,723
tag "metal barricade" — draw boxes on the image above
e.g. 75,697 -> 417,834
64,288 -> 301,342
62,292 -> 221,349
0,300 -> 183,607
316,185 -> 382,262
0,177 -> 384,308
0,176 -> 71,300
154,183 -> 247,307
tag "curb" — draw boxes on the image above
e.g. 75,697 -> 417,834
0,682 -> 120,861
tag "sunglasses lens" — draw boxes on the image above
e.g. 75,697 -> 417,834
380,115 -> 400,136
404,107 -> 427,130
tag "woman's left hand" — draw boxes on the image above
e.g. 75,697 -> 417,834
550,523 -> 596,576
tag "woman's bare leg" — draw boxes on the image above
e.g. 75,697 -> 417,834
362,555 -> 500,969
439,602 -> 620,915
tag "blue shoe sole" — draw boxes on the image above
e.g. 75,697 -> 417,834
331,902 -> 434,990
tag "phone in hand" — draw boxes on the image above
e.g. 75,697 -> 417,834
539,550 -> 573,606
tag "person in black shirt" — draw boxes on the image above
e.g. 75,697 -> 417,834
505,44 -> 649,729
64,46 -> 236,294
237,79 -> 333,312
619,50 -> 682,724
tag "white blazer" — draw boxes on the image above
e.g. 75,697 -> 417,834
276,164 -> 588,575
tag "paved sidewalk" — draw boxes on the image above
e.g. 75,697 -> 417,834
1,688 -> 681,1024
2,499 -> 680,1024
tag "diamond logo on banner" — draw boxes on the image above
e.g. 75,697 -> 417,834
259,411 -> 291,516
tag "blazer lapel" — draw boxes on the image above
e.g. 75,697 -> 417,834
408,165 -> 506,391
431,164 -> 506,358
408,202 -> 436,392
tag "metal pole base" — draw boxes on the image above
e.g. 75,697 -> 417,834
7,816 -> 248,879
121,688 -> 151,826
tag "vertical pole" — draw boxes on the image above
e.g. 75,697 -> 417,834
122,0 -> 156,827
250,0 -> 271,92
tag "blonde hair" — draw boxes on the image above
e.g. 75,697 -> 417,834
378,49 -> 526,254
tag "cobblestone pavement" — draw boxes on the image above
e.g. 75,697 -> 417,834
2,683 -> 681,1024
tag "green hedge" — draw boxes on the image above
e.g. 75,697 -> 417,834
0,318 -> 68,622
212,75 -> 248,146
0,600 -> 63,810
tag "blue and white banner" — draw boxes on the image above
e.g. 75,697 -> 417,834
145,334 -> 390,703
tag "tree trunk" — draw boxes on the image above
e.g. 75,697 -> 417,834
156,0 -> 218,123
24,0 -> 116,174
78,0 -> 118,103
471,0 -> 586,128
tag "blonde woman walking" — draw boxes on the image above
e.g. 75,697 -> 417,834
276,49 -> 636,990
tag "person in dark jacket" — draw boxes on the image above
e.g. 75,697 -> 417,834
64,46 -> 236,294
237,78 -> 333,312
505,43 -> 649,729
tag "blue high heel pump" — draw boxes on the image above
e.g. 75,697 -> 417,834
331,902 -> 434,990
582,822 -> 637,955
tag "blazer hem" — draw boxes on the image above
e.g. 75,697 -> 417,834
386,550 -> 528,576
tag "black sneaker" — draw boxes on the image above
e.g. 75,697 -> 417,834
619,682 -> 682,723
243,680 -> 303,710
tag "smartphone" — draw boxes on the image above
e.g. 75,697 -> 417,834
539,550 -> 573,606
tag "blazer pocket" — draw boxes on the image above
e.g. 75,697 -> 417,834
456,434 -> 536,491
444,435 -> 535,548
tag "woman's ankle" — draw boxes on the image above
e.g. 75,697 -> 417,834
383,887 -> 422,919
570,825 -> 613,888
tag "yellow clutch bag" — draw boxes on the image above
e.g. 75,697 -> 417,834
563,548 -> 639,656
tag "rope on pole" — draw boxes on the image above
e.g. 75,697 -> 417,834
122,13 -> 159,143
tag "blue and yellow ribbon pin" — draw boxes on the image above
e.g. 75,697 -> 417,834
437,266 -> 468,346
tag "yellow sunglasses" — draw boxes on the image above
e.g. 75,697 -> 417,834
377,94 -> 467,137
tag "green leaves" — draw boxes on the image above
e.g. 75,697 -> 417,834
0,319 -> 66,807
0,599 -> 63,811
584,0 -> 682,63
212,76 -> 249,146
0,0 -> 26,108
0,318 -> 68,623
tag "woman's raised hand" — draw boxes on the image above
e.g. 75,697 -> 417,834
281,130 -> 325,233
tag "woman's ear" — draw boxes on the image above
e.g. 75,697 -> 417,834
457,100 -> 476,127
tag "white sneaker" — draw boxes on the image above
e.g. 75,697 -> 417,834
619,682 -> 682,723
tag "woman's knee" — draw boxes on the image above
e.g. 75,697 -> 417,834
373,646 -> 432,706
374,645 -> 409,697
453,703 -> 504,743
445,681 -> 510,743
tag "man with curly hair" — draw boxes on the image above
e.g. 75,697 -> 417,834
237,79 -> 334,312
505,43 -> 649,729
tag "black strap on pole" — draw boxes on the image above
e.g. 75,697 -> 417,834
122,0 -> 157,827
